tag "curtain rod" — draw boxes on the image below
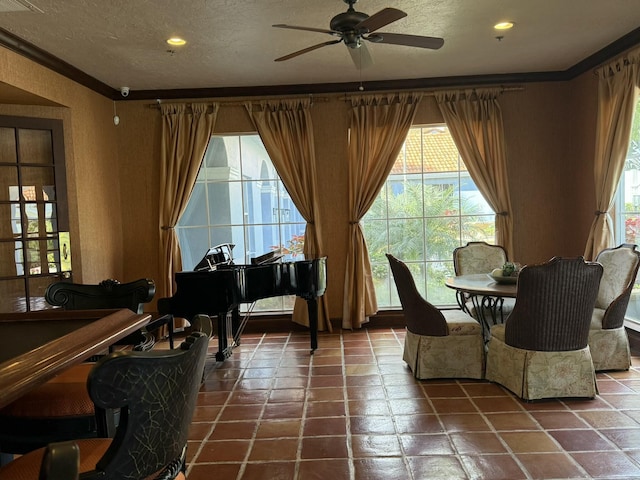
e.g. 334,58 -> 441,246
147,95 -> 331,109
147,85 -> 524,109
341,85 -> 524,100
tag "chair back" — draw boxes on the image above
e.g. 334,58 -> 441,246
86,332 -> 209,479
453,241 -> 508,276
594,244 -> 640,327
45,279 -> 155,314
505,257 -> 603,351
386,254 -> 447,336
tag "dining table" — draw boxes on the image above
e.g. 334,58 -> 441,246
0,308 -> 151,409
445,273 -> 518,341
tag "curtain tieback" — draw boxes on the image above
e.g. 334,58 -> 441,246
349,221 -> 359,225
496,211 -> 508,216
594,210 -> 608,216
161,226 -> 174,230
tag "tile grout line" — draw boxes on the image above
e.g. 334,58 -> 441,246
374,327 -> 418,480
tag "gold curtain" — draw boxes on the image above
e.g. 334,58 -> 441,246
584,49 -> 640,260
343,93 -> 421,329
435,88 -> 514,258
246,98 -> 331,332
159,103 -> 218,308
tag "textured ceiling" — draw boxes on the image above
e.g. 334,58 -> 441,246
0,0 -> 639,96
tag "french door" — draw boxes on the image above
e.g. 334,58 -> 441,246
0,115 -> 70,312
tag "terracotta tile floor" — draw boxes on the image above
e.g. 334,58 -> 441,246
182,328 -> 640,479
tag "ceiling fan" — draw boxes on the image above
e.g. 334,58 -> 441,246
273,0 -> 444,69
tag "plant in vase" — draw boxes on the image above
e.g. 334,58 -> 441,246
491,262 -> 521,278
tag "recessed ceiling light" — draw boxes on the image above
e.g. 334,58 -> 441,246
167,37 -> 187,46
494,22 -> 514,30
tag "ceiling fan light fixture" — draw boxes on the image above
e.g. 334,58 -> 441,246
494,21 -> 514,30
344,32 -> 361,48
166,37 -> 187,46
272,2 -> 444,65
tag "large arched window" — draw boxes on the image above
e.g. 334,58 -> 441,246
613,95 -> 640,323
176,134 -> 304,312
362,125 -> 494,308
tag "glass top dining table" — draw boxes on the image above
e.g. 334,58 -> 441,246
445,273 -> 517,298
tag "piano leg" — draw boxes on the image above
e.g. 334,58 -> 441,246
306,297 -> 318,354
215,309 -> 235,362
231,307 -> 241,346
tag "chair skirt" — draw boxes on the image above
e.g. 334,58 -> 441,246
589,326 -> 631,371
402,329 -> 484,380
486,325 -> 598,400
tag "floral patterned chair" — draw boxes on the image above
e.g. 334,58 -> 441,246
589,244 -> 640,371
387,254 -> 484,380
452,241 -> 515,321
485,257 -> 603,400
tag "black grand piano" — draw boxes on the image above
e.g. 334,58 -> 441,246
158,244 -> 327,361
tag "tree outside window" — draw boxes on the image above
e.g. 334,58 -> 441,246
362,125 -> 495,308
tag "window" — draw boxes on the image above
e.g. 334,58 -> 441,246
176,134 -> 304,312
0,116 -> 70,312
613,96 -> 640,323
362,125 -> 495,308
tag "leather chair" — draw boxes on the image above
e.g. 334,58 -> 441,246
387,254 -> 484,380
0,279 -> 156,459
485,257 -> 603,400
589,243 -> 640,371
452,241 -> 515,321
0,331 -> 210,480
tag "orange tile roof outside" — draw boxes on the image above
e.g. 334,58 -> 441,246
390,126 -> 466,175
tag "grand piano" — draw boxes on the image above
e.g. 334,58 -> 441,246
158,244 -> 327,361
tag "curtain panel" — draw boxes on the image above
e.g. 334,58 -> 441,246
435,88 -> 514,259
584,48 -> 640,260
159,103 -> 218,308
246,98 -> 331,332
342,93 -> 421,329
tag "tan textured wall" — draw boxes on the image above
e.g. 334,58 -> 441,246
0,43 -> 602,321
501,76 -> 597,265
116,86 -> 599,319
0,47 -> 124,283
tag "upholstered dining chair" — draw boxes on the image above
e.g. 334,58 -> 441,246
452,241 -> 515,321
589,243 -> 640,371
386,254 -> 484,380
0,330 -> 210,480
485,256 -> 603,400
453,241 -> 509,276
0,278 -> 157,460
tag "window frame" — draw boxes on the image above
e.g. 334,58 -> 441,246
362,124 -> 496,309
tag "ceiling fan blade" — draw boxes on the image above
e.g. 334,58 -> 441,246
272,24 -> 337,35
347,43 -> 373,70
373,32 -> 444,50
357,8 -> 407,33
275,39 -> 342,62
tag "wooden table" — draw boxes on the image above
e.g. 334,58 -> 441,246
0,309 -> 150,408
445,273 -> 517,340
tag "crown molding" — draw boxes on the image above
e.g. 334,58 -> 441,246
1,25 -> 639,101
